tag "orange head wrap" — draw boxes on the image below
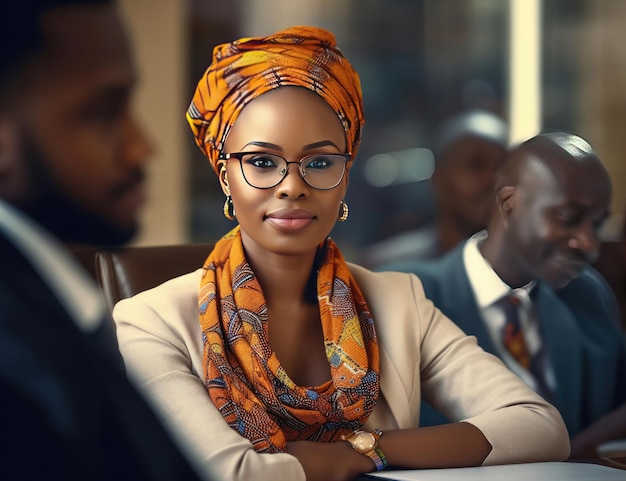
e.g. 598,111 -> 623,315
186,25 -> 365,174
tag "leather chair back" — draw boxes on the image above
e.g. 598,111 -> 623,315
93,243 -> 213,313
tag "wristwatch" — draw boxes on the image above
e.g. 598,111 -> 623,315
341,429 -> 388,471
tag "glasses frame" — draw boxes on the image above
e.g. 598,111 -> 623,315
221,151 -> 351,190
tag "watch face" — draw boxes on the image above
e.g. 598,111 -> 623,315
352,431 -> 376,452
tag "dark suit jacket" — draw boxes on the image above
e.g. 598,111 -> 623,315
0,233 -> 206,481
383,243 -> 626,437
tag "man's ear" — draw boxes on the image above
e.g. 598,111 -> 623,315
217,160 -> 230,196
496,185 -> 516,219
0,118 -> 22,199
0,118 -> 13,175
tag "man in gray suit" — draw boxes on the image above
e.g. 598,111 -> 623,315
381,132 -> 626,459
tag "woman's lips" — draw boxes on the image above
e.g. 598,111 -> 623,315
265,209 -> 315,231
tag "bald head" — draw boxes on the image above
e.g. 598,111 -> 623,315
483,132 -> 612,289
496,132 -> 608,193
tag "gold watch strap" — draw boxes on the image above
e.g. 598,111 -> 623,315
368,429 -> 387,471
342,429 -> 388,471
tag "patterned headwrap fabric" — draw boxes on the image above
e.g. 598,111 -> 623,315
199,227 -> 380,452
186,25 -> 365,173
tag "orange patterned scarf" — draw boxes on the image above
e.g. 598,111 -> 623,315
186,25 -> 365,173
199,227 -> 380,452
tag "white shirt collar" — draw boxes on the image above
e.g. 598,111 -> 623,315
0,199 -> 104,332
463,230 -> 535,308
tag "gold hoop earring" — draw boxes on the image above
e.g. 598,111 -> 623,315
223,195 -> 236,221
338,200 -> 349,222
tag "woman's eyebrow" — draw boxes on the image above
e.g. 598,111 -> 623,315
303,140 -> 342,150
242,140 -> 342,151
242,141 -> 282,150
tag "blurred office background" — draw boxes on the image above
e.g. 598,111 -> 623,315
120,0 -> 626,262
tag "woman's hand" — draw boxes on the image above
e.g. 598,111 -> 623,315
285,439 -> 373,481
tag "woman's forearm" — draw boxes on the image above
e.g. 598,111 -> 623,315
379,423 -> 491,468
286,423 -> 491,481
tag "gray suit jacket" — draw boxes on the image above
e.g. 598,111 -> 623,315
382,243 -> 626,437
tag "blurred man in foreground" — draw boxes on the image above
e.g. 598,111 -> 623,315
0,1 -> 207,479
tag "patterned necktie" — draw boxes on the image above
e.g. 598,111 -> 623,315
499,294 -> 531,369
498,293 -> 555,403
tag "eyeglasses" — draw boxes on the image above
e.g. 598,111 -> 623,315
222,151 -> 350,190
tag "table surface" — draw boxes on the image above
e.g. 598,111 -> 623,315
358,460 -> 626,481
575,456 -> 626,471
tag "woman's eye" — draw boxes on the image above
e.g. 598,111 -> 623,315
246,155 -> 279,169
306,156 -> 332,170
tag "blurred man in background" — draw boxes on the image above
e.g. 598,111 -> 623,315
0,1 -> 207,479
363,109 -> 508,268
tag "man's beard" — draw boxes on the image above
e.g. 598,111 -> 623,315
18,129 -> 140,247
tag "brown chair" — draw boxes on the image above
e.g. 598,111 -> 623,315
91,243 -> 213,314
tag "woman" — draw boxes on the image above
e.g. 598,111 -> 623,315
113,26 -> 569,481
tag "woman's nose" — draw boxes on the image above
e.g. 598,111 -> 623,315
275,163 -> 309,198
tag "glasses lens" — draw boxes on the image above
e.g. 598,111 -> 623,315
239,153 -> 286,189
235,152 -> 348,189
302,154 -> 347,189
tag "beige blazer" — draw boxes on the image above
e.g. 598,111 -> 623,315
113,263 -> 569,481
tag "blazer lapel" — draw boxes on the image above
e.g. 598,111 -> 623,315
532,283 -> 583,435
374,343 -> 414,427
436,248 -> 499,356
